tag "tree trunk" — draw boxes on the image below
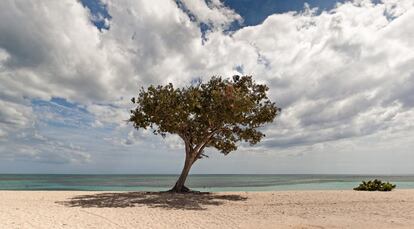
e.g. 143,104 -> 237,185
169,154 -> 194,193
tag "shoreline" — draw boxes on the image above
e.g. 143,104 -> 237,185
1,190 -> 414,228
1,188 -> 411,193
2,174 -> 414,192
1,188 -> 414,191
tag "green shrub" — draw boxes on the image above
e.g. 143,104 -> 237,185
353,179 -> 396,191
354,179 -> 395,191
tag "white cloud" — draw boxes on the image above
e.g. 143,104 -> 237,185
225,0 -> 414,148
0,100 -> 33,137
0,131 -> 91,164
178,0 -> 242,30
0,0 -> 413,172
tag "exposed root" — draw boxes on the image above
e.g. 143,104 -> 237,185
167,185 -> 201,194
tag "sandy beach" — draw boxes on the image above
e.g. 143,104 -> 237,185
0,190 -> 413,228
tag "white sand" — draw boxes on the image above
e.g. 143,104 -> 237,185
1,190 -> 413,228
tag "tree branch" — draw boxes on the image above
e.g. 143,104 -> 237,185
178,133 -> 192,155
192,128 -> 220,161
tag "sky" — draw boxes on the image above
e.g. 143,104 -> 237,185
0,0 -> 413,174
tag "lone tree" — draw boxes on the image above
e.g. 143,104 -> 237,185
129,76 -> 280,192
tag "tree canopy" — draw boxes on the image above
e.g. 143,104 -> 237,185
129,75 -> 280,192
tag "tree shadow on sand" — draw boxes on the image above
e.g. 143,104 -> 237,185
58,191 -> 247,210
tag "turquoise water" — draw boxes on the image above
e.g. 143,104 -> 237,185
0,174 -> 414,191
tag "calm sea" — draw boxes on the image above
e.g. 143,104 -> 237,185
1,174 -> 414,192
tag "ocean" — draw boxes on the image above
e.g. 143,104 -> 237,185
1,174 -> 414,192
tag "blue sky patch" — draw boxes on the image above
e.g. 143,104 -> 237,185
80,0 -> 347,34
32,98 -> 94,128
80,0 -> 111,30
224,0 -> 345,27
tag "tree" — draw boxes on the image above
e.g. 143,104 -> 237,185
129,76 -> 281,192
